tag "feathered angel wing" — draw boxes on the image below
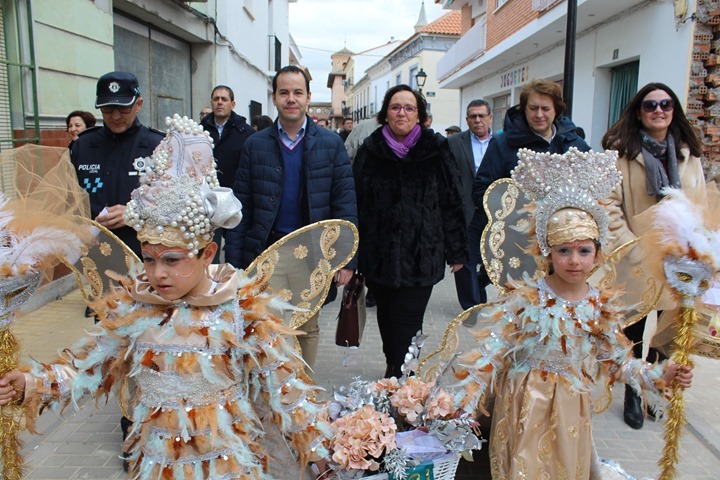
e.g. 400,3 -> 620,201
243,219 -> 359,329
590,238 -> 664,328
481,178 -> 540,294
59,216 -> 141,317
417,301 -> 500,383
0,144 -> 94,309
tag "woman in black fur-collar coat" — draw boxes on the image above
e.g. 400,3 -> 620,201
353,85 -> 468,378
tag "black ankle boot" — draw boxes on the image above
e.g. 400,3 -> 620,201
366,290 -> 376,308
623,385 -> 644,429
121,415 -> 133,472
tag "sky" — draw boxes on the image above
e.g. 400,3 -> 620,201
289,0 -> 447,102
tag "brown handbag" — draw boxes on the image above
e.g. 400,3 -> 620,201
335,272 -> 366,347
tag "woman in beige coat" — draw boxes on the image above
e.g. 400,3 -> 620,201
603,82 -> 705,430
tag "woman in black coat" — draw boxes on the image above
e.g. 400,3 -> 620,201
353,85 -> 467,377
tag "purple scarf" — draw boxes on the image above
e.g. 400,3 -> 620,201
382,123 -> 422,158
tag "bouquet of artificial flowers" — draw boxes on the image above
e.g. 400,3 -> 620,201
325,334 -> 483,479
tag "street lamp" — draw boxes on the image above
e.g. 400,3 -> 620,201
415,68 -> 427,94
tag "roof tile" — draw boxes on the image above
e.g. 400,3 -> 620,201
419,10 -> 461,36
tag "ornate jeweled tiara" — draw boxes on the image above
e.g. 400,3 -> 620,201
511,147 -> 622,256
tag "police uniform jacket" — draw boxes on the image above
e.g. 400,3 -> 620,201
70,119 -> 163,254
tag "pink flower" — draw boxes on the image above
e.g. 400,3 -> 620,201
372,377 -> 401,395
390,378 -> 454,425
426,388 -> 454,420
390,377 -> 432,425
330,405 -> 397,471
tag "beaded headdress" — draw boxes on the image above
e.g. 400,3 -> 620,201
511,147 -> 622,256
124,114 -> 243,255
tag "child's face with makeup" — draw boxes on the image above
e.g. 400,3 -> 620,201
141,243 -> 216,300
548,239 -> 598,288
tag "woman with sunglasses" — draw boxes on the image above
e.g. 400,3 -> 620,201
353,84 -> 467,378
603,82 -> 705,430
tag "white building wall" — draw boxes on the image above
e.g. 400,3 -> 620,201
456,1 -> 693,148
370,69 -> 393,117
576,2 -> 693,148
418,50 -> 461,134
211,0 -> 288,119
362,47 -> 461,132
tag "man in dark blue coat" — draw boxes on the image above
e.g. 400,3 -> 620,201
472,80 -> 590,254
225,65 -> 357,370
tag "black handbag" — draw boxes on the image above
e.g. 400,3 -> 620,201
335,272 -> 366,347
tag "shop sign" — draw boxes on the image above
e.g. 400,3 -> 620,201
500,66 -> 530,89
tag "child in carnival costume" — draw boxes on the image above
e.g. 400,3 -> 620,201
452,147 -> 694,479
0,144 -> 91,480
0,115 -> 343,479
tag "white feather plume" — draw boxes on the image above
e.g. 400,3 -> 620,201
654,187 -> 720,269
1,226 -> 83,275
0,194 -> 14,232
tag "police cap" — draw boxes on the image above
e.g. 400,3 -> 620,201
95,71 -> 141,108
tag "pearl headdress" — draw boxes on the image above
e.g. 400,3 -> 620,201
124,114 -> 243,255
511,147 -> 622,256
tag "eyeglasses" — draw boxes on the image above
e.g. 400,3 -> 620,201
100,105 -> 134,115
641,99 -> 674,113
467,113 -> 490,120
389,104 -> 417,114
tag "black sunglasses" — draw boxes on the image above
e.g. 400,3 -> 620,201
641,98 -> 674,113
100,105 -> 134,114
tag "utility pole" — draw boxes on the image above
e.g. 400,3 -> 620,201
562,0 -> 578,118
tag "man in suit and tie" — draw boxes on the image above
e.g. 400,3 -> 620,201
448,99 -> 494,311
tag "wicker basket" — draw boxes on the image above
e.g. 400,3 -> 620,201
360,453 -> 461,480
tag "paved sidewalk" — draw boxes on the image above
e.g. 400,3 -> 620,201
9,276 -> 720,479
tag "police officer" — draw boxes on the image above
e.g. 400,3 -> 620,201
70,71 -> 163,472
71,71 -> 164,257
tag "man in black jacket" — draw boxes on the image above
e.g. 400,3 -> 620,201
70,70 -> 163,472
226,66 -> 357,370
200,85 -> 254,189
200,85 -> 254,260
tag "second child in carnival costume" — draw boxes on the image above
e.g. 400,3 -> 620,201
0,115 -> 355,479
451,148 -> 694,479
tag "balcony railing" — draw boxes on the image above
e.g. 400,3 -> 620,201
437,15 -> 486,81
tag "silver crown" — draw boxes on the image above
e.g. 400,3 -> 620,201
511,147 -> 622,256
